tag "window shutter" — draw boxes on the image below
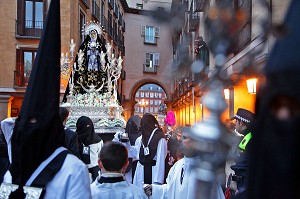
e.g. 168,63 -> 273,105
145,53 -> 150,65
141,25 -> 146,36
15,49 -> 22,86
17,0 -> 25,35
154,27 -> 160,37
154,53 -> 160,66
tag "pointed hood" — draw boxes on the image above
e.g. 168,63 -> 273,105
247,1 -> 300,198
141,113 -> 163,145
10,0 -> 65,189
125,115 -> 142,145
76,116 -> 101,146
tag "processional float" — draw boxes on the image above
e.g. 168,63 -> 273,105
61,21 -> 125,134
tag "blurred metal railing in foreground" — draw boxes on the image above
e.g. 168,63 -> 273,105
150,0 -> 271,199
190,0 -> 271,198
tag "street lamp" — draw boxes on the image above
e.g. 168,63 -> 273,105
246,78 -> 257,94
139,99 -> 148,115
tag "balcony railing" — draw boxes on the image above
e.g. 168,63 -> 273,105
108,0 -> 114,8
14,70 -> 30,87
118,12 -> 122,24
16,20 -> 43,38
144,36 -> 158,45
189,12 -> 200,32
80,0 -> 90,8
143,64 -> 157,74
92,0 -> 100,21
113,3 -> 119,17
100,15 -> 108,31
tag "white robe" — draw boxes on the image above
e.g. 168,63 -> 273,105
44,152 -> 92,199
133,136 -> 167,188
91,175 -> 148,199
152,156 -> 225,199
1,117 -> 15,163
4,148 -> 92,199
87,141 -> 103,168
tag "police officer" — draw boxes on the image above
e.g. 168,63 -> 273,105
230,108 -> 255,196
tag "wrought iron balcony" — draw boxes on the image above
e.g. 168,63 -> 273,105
108,0 -> 114,8
14,70 -> 29,88
143,64 -> 157,74
118,12 -> 123,24
100,15 -> 108,31
113,3 -> 119,17
144,36 -> 158,45
80,0 -> 90,8
189,12 -> 200,32
16,20 -> 43,38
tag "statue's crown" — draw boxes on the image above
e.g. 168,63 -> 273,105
82,21 -> 104,36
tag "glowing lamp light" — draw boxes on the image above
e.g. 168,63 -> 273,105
139,99 -> 149,115
224,89 -> 230,100
247,78 -> 257,94
139,99 -> 148,107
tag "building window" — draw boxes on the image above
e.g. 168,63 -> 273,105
145,92 -> 149,98
16,0 -> 45,37
159,93 -> 162,98
141,25 -> 160,44
150,100 -> 153,105
15,49 -> 37,87
140,92 -> 144,97
100,1 -> 106,29
25,0 -> 43,29
135,92 -> 139,97
150,107 -> 153,112
150,92 -> 154,98
92,0 -> 100,21
146,53 -> 160,67
79,10 -> 86,44
136,3 -> 143,9
24,51 -> 36,80
234,0 -> 252,53
144,52 -> 159,73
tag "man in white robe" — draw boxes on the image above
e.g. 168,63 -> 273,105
144,127 -> 225,199
91,142 -> 148,199
39,148 -> 92,199
133,135 -> 167,187
2,119 -> 92,199
133,114 -> 167,188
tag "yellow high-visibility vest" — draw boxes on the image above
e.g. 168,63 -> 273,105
239,132 -> 252,151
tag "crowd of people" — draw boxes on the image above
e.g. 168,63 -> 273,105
1,108 -> 232,198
